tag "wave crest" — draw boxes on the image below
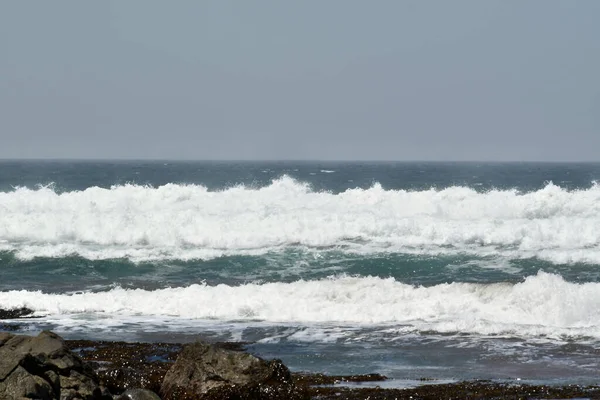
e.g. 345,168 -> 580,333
1,271 -> 598,339
1,177 -> 600,263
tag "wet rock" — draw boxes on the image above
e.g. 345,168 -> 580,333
116,388 -> 162,399
63,337 -> 600,400
67,340 -> 179,395
293,372 -> 387,386
160,341 -> 297,399
201,382 -> 309,400
0,307 -> 35,319
306,381 -> 600,400
0,331 -> 110,399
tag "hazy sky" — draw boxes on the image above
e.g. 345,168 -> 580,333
1,1 -> 598,161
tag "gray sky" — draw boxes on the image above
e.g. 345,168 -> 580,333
1,1 -> 598,161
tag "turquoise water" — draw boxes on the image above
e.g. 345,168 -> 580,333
2,160 -> 600,385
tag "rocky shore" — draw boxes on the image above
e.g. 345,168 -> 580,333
1,330 -> 599,399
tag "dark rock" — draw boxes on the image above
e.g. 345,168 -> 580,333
1,365 -> 55,399
116,388 -> 162,399
306,381 -> 600,400
293,372 -> 387,386
67,340 -> 179,395
0,331 -> 111,399
160,341 -> 297,399
63,337 -> 600,400
0,307 -> 35,319
201,382 -> 309,400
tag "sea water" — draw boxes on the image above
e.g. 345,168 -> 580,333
2,160 -> 600,386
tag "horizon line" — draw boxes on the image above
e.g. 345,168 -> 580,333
0,157 -> 599,164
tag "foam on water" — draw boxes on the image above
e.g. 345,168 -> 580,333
1,177 -> 600,263
1,271 -> 599,340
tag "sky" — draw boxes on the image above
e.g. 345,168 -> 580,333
0,1 -> 598,161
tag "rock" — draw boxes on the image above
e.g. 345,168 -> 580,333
67,340 -> 178,395
1,365 -> 55,399
0,331 -> 111,399
160,341 -> 299,400
201,381 -> 309,400
0,332 -> 13,346
116,388 -> 162,399
0,307 -> 35,319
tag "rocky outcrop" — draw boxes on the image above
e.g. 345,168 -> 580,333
0,331 -> 110,399
0,307 -> 35,319
160,341 -> 306,400
66,339 -> 177,396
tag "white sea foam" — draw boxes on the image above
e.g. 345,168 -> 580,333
1,177 -> 600,263
1,272 -> 599,339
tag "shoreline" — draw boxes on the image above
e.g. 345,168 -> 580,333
0,308 -> 600,399
64,338 -> 600,399
3,309 -> 600,398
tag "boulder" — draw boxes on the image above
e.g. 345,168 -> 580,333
160,341 -> 301,399
0,331 -> 111,399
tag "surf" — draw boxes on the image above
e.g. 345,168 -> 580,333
1,271 -> 599,339
1,177 -> 600,263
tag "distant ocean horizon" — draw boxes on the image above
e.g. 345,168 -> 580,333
2,160 -> 600,386
2,158 -> 600,163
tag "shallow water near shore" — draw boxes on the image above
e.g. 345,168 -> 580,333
8,317 -> 600,388
2,161 -> 600,388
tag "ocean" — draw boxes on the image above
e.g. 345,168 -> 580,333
2,160 -> 600,387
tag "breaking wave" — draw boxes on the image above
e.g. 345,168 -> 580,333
1,177 -> 600,263
1,272 -> 599,339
